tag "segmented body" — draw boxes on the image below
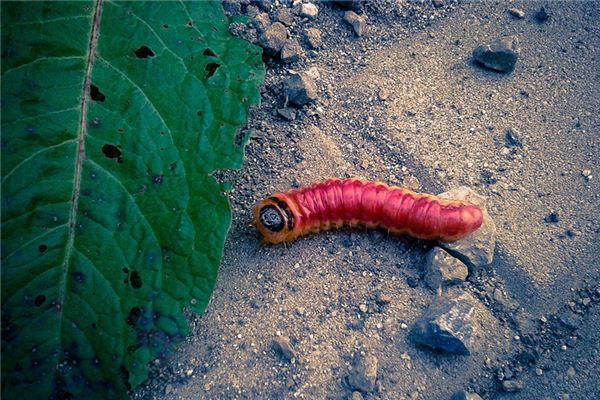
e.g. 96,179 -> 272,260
253,178 -> 483,244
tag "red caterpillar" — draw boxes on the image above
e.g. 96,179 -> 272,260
253,178 -> 483,244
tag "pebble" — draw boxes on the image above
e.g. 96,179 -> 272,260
535,368 -> 543,376
277,107 -> 297,121
582,169 -> 592,178
376,292 -> 392,305
272,336 -> 297,361
424,247 -> 469,290
432,0 -> 444,8
276,7 -> 295,26
252,12 -> 271,33
472,36 -> 520,73
347,353 -> 378,392
438,187 -> 497,268
351,391 -> 365,400
360,159 -> 369,170
258,22 -> 288,56
508,7 -> 525,19
502,379 -> 524,392
284,73 -> 318,106
333,0 -> 362,11
280,39 -> 303,63
359,304 -> 368,313
402,175 -> 420,191
344,11 -> 367,37
567,366 -> 575,377
304,27 -> 322,49
450,391 -> 483,400
377,88 -> 389,101
411,292 -> 480,354
298,3 -> 318,19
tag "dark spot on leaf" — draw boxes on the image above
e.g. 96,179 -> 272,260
72,272 -> 85,284
130,271 -> 143,288
82,188 -> 93,196
35,294 -> 46,306
212,26 -> 218,32
90,84 -> 105,102
91,323 -> 97,329
160,147 -> 164,151
205,62 -> 220,78
169,162 -> 176,171
102,144 -> 122,161
134,45 -> 155,58
122,267 -> 129,273
197,111 -> 202,116
117,128 -> 124,132
90,117 -> 102,128
123,279 -> 129,284
126,307 -> 141,327
152,175 -> 163,185
160,131 -> 165,135
38,244 -> 47,253
163,24 -> 168,28
203,48 -> 217,57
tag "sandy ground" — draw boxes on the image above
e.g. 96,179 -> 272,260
134,1 -> 599,399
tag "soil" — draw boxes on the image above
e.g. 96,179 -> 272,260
133,1 -> 600,399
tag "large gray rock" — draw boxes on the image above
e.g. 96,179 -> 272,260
284,73 -> 317,106
472,36 -> 520,73
438,187 -> 496,268
258,22 -> 287,56
411,292 -> 479,354
424,247 -> 469,290
347,353 -> 378,392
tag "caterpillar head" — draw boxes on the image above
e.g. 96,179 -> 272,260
253,196 -> 296,244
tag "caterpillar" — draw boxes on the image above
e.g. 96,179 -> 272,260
253,178 -> 483,244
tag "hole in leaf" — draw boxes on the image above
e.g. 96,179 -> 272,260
187,21 -> 193,27
152,175 -> 163,185
134,45 -> 155,58
163,24 -> 168,28
122,267 -> 129,273
38,244 -> 47,253
90,84 -> 106,102
205,62 -> 220,78
130,271 -> 143,288
169,162 -> 176,171
126,307 -> 141,326
91,323 -> 97,329
35,294 -> 46,306
119,365 -> 132,390
203,48 -> 217,57
102,144 -> 122,161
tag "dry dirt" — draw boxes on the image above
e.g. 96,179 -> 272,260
134,1 -> 600,399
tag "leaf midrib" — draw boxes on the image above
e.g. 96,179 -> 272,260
57,0 -> 104,344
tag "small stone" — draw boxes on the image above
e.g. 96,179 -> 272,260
377,88 -> 389,101
544,211 -> 560,223
252,12 -> 271,33
535,368 -> 543,376
344,11 -> 367,37
402,175 -> 420,191
252,0 -> 273,12
424,247 -> 469,290
272,336 -> 297,361
258,22 -> 287,56
508,7 -> 525,19
165,384 -> 174,395
376,292 -> 392,305
298,3 -> 318,19
280,39 -> 303,63
334,0 -> 362,11
535,7 -> 550,23
284,73 -> 318,106
502,379 -> 524,392
360,159 -> 369,170
276,7 -> 295,26
411,292 -> 480,354
277,107 -> 297,121
359,304 -> 368,313
304,28 -> 322,49
562,394 -> 570,400
450,391 -> 483,400
559,310 -> 582,330
432,0 -> 444,8
438,187 -> 496,268
351,391 -> 365,400
582,169 -> 592,177
505,128 -> 522,147
347,353 -> 378,392
567,366 -> 575,377
472,36 -> 520,73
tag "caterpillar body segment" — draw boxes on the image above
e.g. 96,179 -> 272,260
253,178 -> 483,244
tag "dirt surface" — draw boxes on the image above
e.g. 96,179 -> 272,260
134,1 -> 599,399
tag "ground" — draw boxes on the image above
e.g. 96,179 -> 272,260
133,1 -> 600,399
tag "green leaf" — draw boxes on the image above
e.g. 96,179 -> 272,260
1,1 -> 264,398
